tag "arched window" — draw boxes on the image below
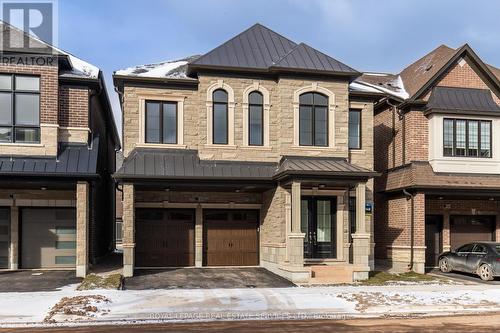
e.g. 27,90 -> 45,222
248,91 -> 263,146
299,92 -> 328,146
212,89 -> 228,144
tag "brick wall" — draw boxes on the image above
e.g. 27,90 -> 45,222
404,111 -> 428,163
58,86 -> 89,127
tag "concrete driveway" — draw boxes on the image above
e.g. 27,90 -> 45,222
0,270 -> 81,292
429,269 -> 500,285
124,267 -> 296,290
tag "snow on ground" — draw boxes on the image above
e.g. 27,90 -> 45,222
1,284 -> 500,326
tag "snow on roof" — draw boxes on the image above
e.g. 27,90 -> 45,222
349,81 -> 385,94
356,75 -> 409,100
115,55 -> 200,80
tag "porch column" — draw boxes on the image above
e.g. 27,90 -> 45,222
288,181 -> 305,267
76,181 -> 89,277
442,211 -> 451,252
352,182 -> 370,280
122,184 -> 135,277
195,204 -> 203,267
10,206 -> 19,270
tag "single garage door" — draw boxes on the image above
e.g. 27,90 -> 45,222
450,215 -> 495,250
22,208 -> 76,269
203,210 -> 259,266
135,209 -> 195,267
0,208 -> 9,269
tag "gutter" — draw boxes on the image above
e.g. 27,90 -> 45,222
402,189 -> 415,271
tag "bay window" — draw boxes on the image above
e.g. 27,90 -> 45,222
0,74 -> 40,143
443,118 -> 491,158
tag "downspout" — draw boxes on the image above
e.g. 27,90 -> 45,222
403,189 -> 414,271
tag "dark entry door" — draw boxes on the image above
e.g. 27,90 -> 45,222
203,210 -> 259,266
425,215 -> 442,268
135,209 -> 195,267
301,197 -> 337,259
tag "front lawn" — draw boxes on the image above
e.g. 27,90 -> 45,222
359,271 -> 445,285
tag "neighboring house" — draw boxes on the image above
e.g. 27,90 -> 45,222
371,44 -> 500,273
0,23 -> 120,277
113,24 -> 382,283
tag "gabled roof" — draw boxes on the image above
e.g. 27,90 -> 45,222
0,137 -> 99,178
188,23 -> 359,77
425,86 -> 500,115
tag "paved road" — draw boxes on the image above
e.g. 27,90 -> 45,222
2,313 -> 500,332
429,269 -> 500,285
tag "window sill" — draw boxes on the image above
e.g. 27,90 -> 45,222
349,149 -> 365,153
0,142 -> 43,147
204,144 -> 237,149
135,143 -> 187,149
290,145 -> 333,150
240,146 -> 273,151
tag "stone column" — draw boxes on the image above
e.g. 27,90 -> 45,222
10,206 -> 19,270
195,204 -> 203,267
76,181 -> 89,277
442,211 -> 451,252
287,181 -> 305,267
122,184 -> 135,277
352,182 -> 370,280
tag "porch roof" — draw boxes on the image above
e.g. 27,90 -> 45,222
114,148 -> 378,183
381,161 -> 500,193
0,137 -> 99,179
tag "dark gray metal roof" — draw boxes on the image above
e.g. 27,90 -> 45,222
115,149 -> 377,181
426,86 -> 500,114
114,149 -> 277,180
0,137 -> 99,178
275,155 -> 377,179
271,43 -> 358,74
188,24 -> 358,76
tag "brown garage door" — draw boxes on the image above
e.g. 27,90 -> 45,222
450,215 -> 495,250
203,210 -> 259,266
135,209 -> 195,267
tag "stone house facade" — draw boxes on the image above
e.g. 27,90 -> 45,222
113,24 -> 380,283
0,23 -> 120,276
370,44 -> 500,273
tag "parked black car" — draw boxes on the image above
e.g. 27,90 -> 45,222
439,242 -> 500,281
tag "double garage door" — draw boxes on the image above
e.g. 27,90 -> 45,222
22,208 -> 77,269
135,209 -> 259,267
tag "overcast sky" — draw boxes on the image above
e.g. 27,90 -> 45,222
57,0 -> 500,139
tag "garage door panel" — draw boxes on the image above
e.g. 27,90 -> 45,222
204,210 -> 259,266
136,209 -> 195,267
0,208 -> 9,268
21,208 -> 76,269
450,215 -> 494,250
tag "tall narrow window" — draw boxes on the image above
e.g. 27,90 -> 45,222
299,92 -> 328,146
145,101 -> 178,144
0,74 -> 40,143
348,109 -> 361,149
443,118 -> 491,158
248,91 -> 263,146
212,89 -> 228,144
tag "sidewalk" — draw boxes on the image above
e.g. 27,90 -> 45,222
1,283 -> 500,327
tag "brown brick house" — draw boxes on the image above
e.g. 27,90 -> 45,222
113,24 -> 382,283
0,23 -> 120,276
369,44 -> 500,273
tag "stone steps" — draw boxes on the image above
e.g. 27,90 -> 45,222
308,265 -> 354,284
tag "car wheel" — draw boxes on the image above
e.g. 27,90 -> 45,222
439,257 -> 451,273
478,264 -> 494,281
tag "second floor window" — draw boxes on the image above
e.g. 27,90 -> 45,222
213,89 -> 228,144
248,91 -> 263,146
348,109 -> 361,149
145,100 -> 177,144
443,118 -> 491,158
299,92 -> 328,146
0,74 -> 40,143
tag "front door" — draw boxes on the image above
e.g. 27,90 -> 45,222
425,215 -> 442,268
301,197 -> 336,259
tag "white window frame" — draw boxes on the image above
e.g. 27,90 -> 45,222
293,83 -> 336,148
242,82 -> 270,147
